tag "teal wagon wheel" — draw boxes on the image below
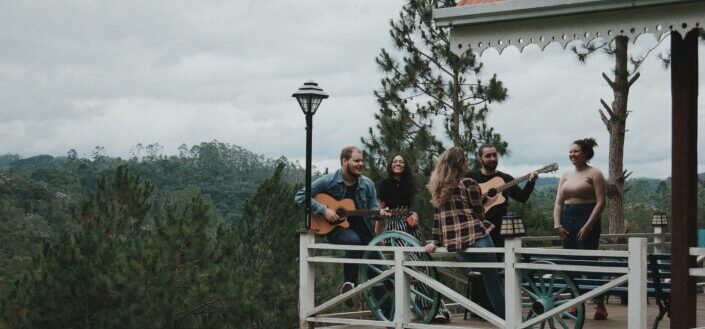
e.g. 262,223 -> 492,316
521,261 -> 585,329
359,230 -> 440,324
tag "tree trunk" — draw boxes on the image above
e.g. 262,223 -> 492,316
451,69 -> 462,147
601,36 -> 634,234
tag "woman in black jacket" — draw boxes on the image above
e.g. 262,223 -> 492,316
376,154 -> 451,323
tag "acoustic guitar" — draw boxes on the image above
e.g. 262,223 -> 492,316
310,193 -> 407,235
479,163 -> 558,214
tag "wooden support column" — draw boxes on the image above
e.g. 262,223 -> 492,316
670,29 -> 699,329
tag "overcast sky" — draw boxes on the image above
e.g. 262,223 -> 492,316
0,0 -> 703,179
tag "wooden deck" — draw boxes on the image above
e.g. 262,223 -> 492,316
447,294 -> 705,329
334,294 -> 705,328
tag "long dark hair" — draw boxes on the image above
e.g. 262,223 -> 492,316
387,154 -> 416,200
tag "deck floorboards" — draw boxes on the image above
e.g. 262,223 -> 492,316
332,293 -> 704,328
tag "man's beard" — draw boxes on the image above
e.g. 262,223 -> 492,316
481,160 -> 497,171
347,163 -> 362,177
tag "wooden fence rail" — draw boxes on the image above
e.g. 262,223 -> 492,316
299,231 -> 649,329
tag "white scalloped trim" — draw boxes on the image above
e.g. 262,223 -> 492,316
450,2 -> 704,55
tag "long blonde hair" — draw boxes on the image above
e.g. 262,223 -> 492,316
427,147 -> 469,208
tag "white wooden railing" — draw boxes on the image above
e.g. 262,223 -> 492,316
299,232 -> 649,329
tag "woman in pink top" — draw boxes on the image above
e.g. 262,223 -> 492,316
553,138 -> 607,319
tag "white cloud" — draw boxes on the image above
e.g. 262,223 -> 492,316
0,0 -> 702,179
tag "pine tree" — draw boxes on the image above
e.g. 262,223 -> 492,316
228,162 -> 304,328
0,166 -> 240,329
362,0 -> 509,177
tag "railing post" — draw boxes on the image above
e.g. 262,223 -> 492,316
627,238 -> 647,329
299,230 -> 315,329
393,249 -> 411,329
653,225 -> 663,254
504,237 -> 522,329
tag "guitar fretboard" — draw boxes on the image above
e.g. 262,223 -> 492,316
344,210 -> 380,217
496,174 -> 531,193
494,164 -> 557,193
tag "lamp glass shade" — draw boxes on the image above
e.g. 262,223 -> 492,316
292,80 -> 328,115
500,215 -> 526,238
651,213 -> 669,226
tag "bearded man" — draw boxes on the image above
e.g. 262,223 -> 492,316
295,146 -> 389,302
464,143 -> 538,318
466,144 -> 538,247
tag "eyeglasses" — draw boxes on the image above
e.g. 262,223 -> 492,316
392,160 -> 405,164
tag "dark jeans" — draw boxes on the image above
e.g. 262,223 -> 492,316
461,235 -> 505,319
561,203 -> 603,302
561,203 -> 600,250
327,218 -> 373,284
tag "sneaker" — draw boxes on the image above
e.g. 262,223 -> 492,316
340,282 -> 355,307
432,311 -> 451,324
593,303 -> 608,320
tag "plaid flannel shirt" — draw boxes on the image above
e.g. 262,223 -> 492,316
432,177 -> 494,252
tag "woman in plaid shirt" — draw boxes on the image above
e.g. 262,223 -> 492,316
424,147 -> 505,318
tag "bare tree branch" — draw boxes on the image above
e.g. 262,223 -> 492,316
600,99 -> 615,118
602,72 -> 616,89
623,170 -> 632,181
599,109 -> 610,128
627,72 -> 641,88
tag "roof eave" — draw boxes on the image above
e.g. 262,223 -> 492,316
433,0 -> 698,28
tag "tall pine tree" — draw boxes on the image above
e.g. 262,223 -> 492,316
362,0 -> 509,178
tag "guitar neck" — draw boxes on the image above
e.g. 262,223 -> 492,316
344,210 -> 380,217
496,173 -> 531,193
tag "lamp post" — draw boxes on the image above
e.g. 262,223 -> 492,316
292,80 -> 328,229
651,212 -> 669,254
499,214 -> 527,238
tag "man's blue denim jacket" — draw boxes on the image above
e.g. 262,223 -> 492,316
294,169 -> 379,232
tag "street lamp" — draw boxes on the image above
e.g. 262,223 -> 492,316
292,80 -> 328,229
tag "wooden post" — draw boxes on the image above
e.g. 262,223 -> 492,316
627,238 -> 647,329
393,250 -> 411,329
670,29 -> 698,329
299,231 -> 315,329
504,238 -> 522,329
653,225 -> 663,254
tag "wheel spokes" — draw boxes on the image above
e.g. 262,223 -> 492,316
410,287 -> 434,303
410,298 -> 423,316
561,310 -> 578,321
375,292 -> 392,309
554,316 -> 571,329
522,286 -> 541,301
366,264 -> 384,275
552,284 -> 570,297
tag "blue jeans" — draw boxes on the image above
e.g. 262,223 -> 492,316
560,203 -> 600,250
460,235 -> 505,318
327,218 -> 373,284
561,203 -> 604,302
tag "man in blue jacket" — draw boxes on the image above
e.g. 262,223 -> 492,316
295,146 -> 389,300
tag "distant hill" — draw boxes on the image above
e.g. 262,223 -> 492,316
0,141 -> 305,226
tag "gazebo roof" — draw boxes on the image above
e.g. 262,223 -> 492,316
434,0 -> 704,54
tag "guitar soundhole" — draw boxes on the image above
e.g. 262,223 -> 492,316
487,189 -> 498,198
335,209 -> 347,221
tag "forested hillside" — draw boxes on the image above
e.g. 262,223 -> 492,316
0,140 -> 701,328
0,141 -> 308,328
